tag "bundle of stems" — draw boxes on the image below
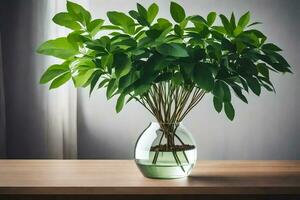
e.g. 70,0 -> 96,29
136,81 -> 205,151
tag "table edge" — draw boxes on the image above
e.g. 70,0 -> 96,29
1,186 -> 300,195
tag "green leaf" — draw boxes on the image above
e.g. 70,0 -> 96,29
73,69 -> 97,87
221,81 -> 231,102
239,77 -> 249,92
213,80 -> 231,102
238,58 -> 258,75
219,14 -> 233,35
106,78 -> 117,99
89,72 -> 101,96
213,80 -> 224,100
137,3 -> 148,23
113,53 -> 131,78
139,55 -> 162,82
101,54 -> 114,72
37,37 -> 78,59
40,63 -> 69,84
246,76 -> 261,95
233,26 -> 243,36
230,12 -> 236,29
157,18 -> 173,30
257,63 -> 269,78
258,76 -> 275,92
70,57 -> 95,70
232,86 -> 248,103
174,24 -> 183,37
193,63 -> 214,92
98,36 -> 111,49
112,38 -> 137,48
173,72 -> 184,85
213,96 -> 223,113
100,25 -> 124,31
67,31 -> 85,49
170,2 -> 186,23
134,83 -> 151,96
247,21 -> 262,27
271,52 -> 291,68
98,78 -> 109,88
52,12 -> 81,30
179,18 -> 188,29
262,43 -> 282,51
190,46 -> 206,61
86,43 -> 106,53
246,29 -> 266,45
129,10 -> 150,26
238,11 -> 250,29
261,83 -> 273,92
156,43 -> 188,57
129,10 -> 148,26
147,3 -> 159,24
155,73 -> 172,82
189,15 -> 207,31
146,29 -> 161,39
224,102 -> 235,121
134,30 -> 146,41
129,10 -> 139,20
116,94 -> 126,113
107,11 -> 135,34
180,62 -> 194,79
212,26 -> 226,34
207,43 -> 222,61
221,38 -> 235,52
119,71 -> 137,90
235,39 -> 246,53
67,1 -> 91,26
87,19 -> 104,36
207,12 -> 216,26
50,72 -> 71,89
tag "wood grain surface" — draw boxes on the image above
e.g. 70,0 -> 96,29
0,160 -> 299,195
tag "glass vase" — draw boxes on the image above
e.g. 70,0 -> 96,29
134,122 -> 197,179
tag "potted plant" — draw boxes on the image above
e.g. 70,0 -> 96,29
37,1 -> 291,179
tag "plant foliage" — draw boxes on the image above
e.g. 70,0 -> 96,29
37,1 -> 291,121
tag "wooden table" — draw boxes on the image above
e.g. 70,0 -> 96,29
0,160 -> 300,200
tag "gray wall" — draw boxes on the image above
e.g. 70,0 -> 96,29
78,0 -> 300,159
1,0 -> 299,159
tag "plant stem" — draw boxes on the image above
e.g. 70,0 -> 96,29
136,82 -> 203,171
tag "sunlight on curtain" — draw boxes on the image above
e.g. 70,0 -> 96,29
37,0 -> 90,158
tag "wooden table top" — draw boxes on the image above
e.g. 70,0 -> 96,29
0,160 -> 299,195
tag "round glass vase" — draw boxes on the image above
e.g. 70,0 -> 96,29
134,122 -> 197,179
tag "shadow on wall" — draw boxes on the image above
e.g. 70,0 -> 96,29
77,90 -> 132,159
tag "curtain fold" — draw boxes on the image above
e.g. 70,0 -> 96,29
41,0 -> 78,159
0,0 -> 80,159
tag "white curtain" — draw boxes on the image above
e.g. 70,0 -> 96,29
40,0 -> 79,159
43,0 -> 89,158
37,0 -> 93,158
